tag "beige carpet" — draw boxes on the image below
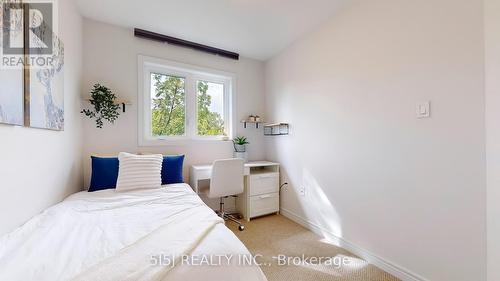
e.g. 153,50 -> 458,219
227,215 -> 400,281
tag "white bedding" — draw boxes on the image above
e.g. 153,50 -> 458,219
0,184 -> 267,281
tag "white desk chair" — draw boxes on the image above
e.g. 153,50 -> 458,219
207,158 -> 245,231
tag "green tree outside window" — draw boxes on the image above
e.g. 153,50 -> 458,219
197,81 -> 225,136
151,74 -> 225,137
151,74 -> 185,136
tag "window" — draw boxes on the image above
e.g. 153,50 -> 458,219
151,73 -> 186,137
139,56 -> 234,146
197,80 -> 225,136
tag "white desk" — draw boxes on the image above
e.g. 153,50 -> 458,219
189,161 -> 279,193
190,161 -> 280,221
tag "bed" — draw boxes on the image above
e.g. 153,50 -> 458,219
0,183 -> 267,281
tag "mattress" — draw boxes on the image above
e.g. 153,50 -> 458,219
0,184 -> 267,281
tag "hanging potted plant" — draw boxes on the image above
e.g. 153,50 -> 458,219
81,84 -> 121,128
233,136 -> 249,161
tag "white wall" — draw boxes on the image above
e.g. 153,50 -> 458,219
265,1 -> 486,280
81,19 -> 266,208
0,0 -> 83,235
485,0 -> 500,280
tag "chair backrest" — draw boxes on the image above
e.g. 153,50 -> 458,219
208,158 -> 245,199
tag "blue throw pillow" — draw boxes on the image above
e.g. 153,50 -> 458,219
89,156 -> 119,192
161,155 -> 185,185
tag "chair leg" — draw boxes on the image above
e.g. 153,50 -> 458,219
216,197 -> 244,231
219,197 -> 225,214
224,213 -> 245,231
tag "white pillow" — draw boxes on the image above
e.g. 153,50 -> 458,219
116,152 -> 163,192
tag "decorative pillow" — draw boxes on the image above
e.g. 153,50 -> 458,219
89,156 -> 119,192
116,152 -> 163,192
161,155 -> 185,185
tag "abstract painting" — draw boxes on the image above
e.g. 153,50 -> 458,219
0,69 -> 24,126
28,36 -> 64,130
0,0 -> 24,126
0,1 -> 64,130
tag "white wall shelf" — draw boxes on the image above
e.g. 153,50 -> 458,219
241,120 -> 263,129
264,123 -> 289,136
83,98 -> 132,113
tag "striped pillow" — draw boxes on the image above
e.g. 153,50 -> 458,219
116,152 -> 163,192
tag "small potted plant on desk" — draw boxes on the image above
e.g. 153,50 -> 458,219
233,136 -> 249,162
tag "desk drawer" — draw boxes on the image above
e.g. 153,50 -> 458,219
249,192 -> 279,218
249,172 -> 279,196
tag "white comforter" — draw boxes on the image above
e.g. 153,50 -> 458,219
0,184 -> 267,281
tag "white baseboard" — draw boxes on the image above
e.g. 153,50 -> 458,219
280,208 -> 429,281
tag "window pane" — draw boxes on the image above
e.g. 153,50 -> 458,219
197,80 -> 225,136
151,73 -> 185,137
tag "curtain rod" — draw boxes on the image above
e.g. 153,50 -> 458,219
134,28 -> 239,60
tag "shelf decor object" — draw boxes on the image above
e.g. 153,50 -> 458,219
82,84 -> 126,128
241,115 -> 263,129
264,123 -> 289,136
233,136 -> 249,162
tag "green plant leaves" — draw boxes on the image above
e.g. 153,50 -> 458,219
233,136 -> 249,145
81,83 -> 121,129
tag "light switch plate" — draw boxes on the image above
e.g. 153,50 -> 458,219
416,101 -> 430,118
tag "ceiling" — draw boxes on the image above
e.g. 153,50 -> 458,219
75,0 -> 345,61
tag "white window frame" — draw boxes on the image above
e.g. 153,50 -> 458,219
138,55 -> 236,146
